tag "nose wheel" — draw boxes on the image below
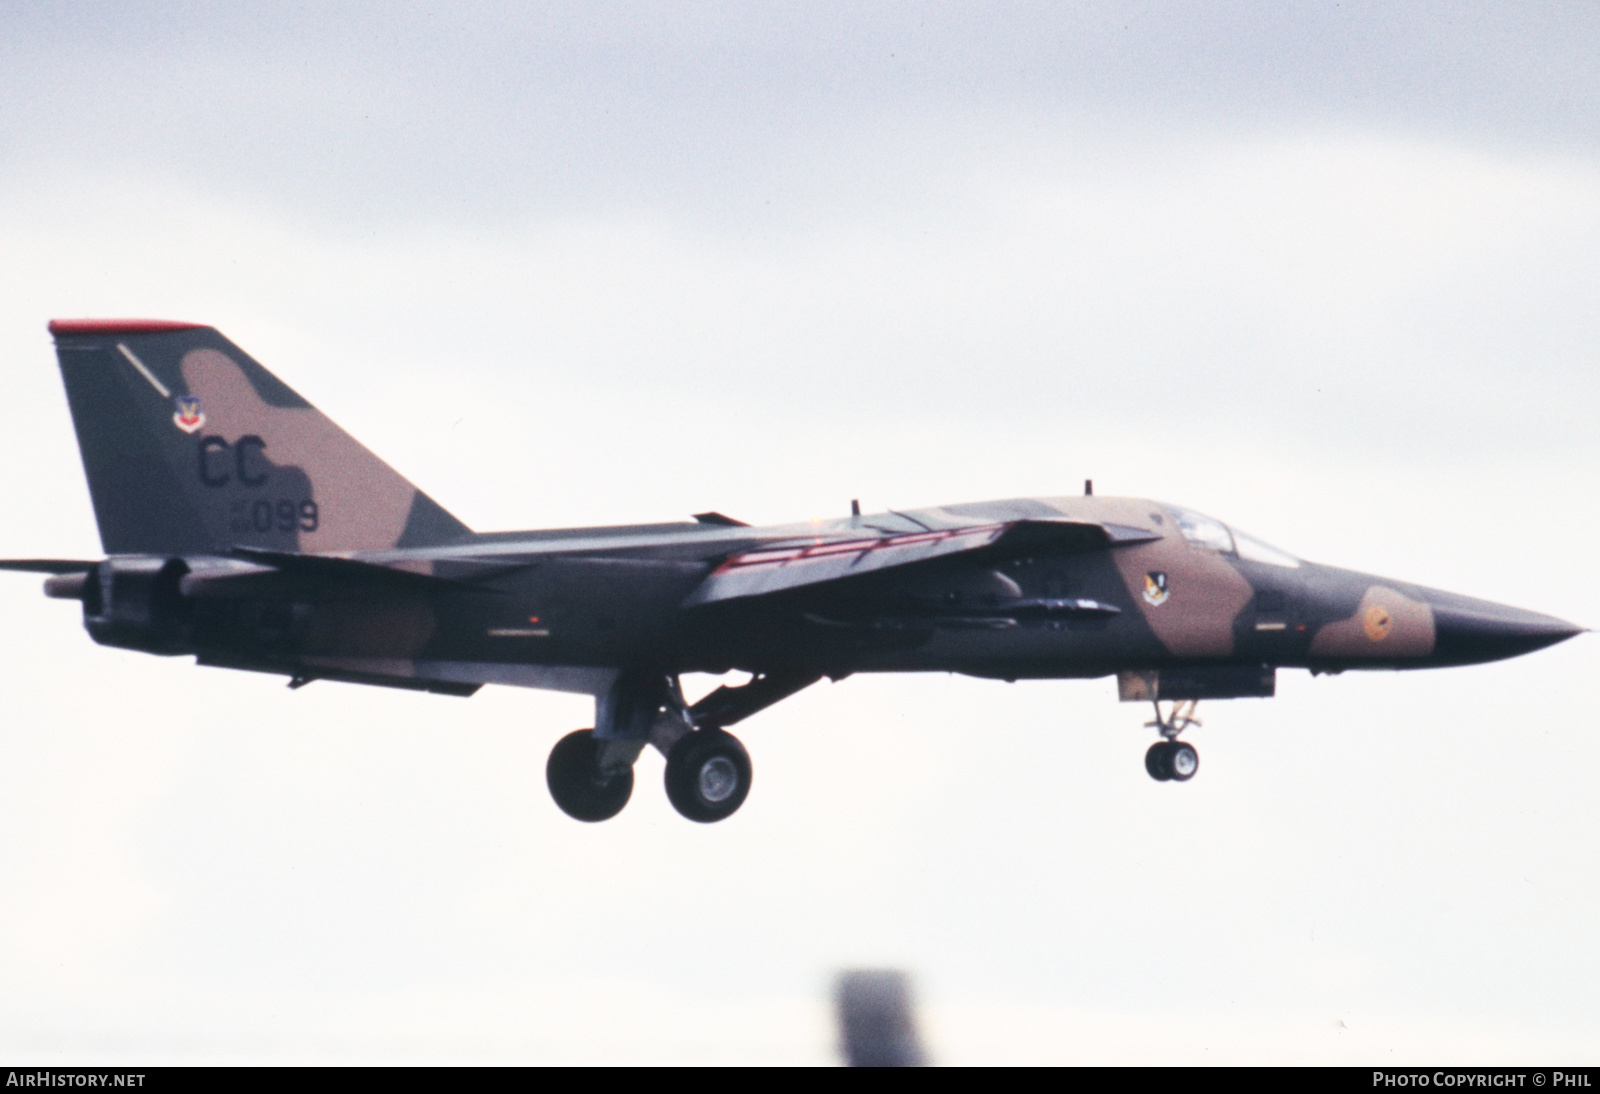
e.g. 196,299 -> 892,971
1145,700 -> 1200,783
1145,739 -> 1199,781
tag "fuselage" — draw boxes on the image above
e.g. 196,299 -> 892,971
118,493 -> 1576,696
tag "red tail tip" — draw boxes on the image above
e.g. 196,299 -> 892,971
48,318 -> 206,336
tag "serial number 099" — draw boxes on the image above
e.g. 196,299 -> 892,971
229,499 -> 319,534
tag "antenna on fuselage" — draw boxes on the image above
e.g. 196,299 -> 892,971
1085,479 -> 1093,496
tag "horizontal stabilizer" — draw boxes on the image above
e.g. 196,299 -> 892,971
197,653 -> 482,697
0,559 -> 99,573
684,518 -> 1158,607
177,547 -> 515,598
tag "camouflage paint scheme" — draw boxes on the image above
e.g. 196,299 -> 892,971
4,320 -> 1582,812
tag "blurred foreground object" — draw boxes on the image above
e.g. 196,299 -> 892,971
835,969 -> 926,1066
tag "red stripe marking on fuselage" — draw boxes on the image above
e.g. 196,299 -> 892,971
712,522 -> 1009,574
803,538 -> 882,557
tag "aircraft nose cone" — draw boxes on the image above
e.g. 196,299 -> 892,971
1423,591 -> 1585,666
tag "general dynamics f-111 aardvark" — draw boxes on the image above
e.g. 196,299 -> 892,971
1,320 -> 1583,822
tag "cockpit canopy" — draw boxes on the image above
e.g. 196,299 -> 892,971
1164,505 -> 1300,568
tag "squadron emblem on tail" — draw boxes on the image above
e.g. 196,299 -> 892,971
173,395 -> 205,433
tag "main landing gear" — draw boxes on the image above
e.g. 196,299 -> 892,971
545,724 -> 752,824
545,670 -> 819,824
1144,699 -> 1200,783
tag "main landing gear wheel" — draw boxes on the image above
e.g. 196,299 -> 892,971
546,728 -> 634,822
1145,740 -> 1199,783
665,728 -> 752,823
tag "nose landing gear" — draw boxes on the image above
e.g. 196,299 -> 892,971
1145,700 -> 1200,783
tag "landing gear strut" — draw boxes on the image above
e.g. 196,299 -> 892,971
1144,699 -> 1200,782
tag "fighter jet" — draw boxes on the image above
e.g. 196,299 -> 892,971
1,320 -> 1582,822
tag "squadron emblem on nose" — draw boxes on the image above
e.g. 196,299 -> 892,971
173,395 -> 205,434
1143,571 -> 1170,606
1364,604 -> 1393,641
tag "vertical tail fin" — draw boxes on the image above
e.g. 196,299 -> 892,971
48,319 -> 471,556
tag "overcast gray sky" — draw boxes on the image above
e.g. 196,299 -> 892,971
0,2 -> 1596,1063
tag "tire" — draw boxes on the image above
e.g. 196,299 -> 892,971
546,729 -> 633,822
1167,741 -> 1199,782
1145,740 -> 1173,781
665,728 -> 753,823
